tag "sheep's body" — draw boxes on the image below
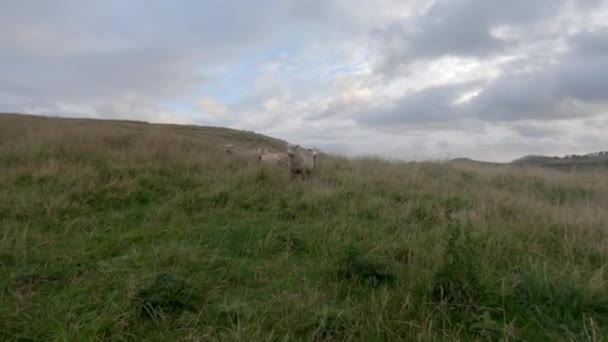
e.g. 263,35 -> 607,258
224,144 -> 259,163
286,144 -> 315,179
257,148 -> 289,167
260,152 -> 289,166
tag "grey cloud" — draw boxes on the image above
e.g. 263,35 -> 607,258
471,29 -> 608,121
511,121 -> 567,138
373,0 -> 600,77
353,81 -> 479,126
1,47 -> 204,105
353,27 -> 608,128
0,0 -> 361,114
2,0 -> 608,162
351,81 -> 490,129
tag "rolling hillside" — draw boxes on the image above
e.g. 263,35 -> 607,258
512,153 -> 608,169
1,113 -> 607,340
0,113 -> 288,153
450,152 -> 608,170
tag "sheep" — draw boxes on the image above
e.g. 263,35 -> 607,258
223,144 -> 258,163
286,144 -> 315,179
311,148 -> 319,169
300,148 -> 320,169
257,148 -> 289,167
224,144 -> 235,154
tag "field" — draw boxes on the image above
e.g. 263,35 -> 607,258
1,113 -> 607,340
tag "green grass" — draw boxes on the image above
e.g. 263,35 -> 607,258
1,113 -> 607,340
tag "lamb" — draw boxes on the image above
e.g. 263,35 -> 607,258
257,148 -> 290,167
286,144 -> 315,179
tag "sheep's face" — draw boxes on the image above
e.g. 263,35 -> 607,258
224,144 -> 235,154
287,144 -> 299,157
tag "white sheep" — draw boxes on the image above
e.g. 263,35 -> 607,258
311,148 -> 319,169
286,144 -> 315,179
224,144 -> 235,154
223,144 -> 258,163
257,148 -> 289,167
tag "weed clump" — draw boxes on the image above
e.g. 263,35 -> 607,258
274,231 -> 306,253
299,306 -> 354,340
510,273 -> 608,331
430,221 -> 481,307
135,272 -> 197,320
216,301 -> 251,326
338,246 -> 395,287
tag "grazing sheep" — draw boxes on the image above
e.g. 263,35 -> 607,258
257,147 -> 289,167
301,148 -> 320,169
224,144 -> 258,163
224,144 -> 235,154
286,144 -> 315,179
256,147 -> 266,157
311,148 -> 319,169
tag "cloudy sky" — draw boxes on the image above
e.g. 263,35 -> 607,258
2,0 -> 608,161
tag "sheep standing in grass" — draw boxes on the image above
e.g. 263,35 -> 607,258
257,148 -> 289,167
224,144 -> 235,154
223,144 -> 258,163
286,144 -> 315,179
311,148 -> 319,169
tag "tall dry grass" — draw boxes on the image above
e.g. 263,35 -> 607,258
1,113 -> 607,340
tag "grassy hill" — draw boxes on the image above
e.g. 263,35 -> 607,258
447,158 -> 504,168
450,153 -> 608,171
1,113 -> 607,340
511,154 -> 608,169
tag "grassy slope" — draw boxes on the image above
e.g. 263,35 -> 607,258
1,113 -> 607,341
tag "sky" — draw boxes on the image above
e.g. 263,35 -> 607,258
1,0 -> 608,162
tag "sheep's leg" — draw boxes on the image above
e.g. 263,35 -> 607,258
302,170 -> 309,181
290,170 -> 299,181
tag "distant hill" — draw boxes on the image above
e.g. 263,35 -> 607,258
450,151 -> 608,170
510,152 -> 608,169
511,155 -> 560,165
447,157 -> 504,167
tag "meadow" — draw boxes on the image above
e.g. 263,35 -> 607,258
1,113 -> 607,340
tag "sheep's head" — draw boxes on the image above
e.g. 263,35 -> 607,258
224,144 -> 235,154
287,144 -> 299,157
